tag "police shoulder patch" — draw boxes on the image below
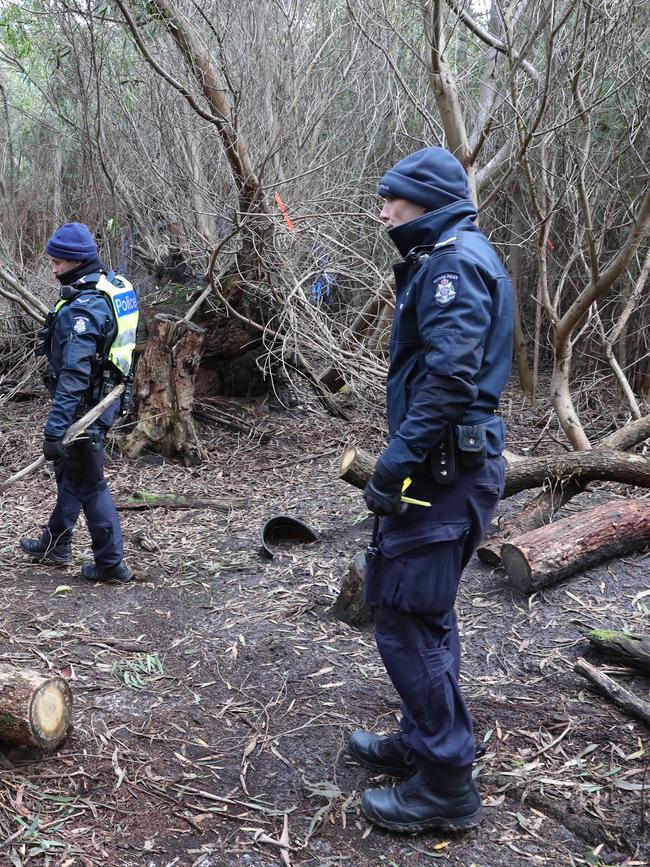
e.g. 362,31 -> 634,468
432,272 -> 459,307
73,316 -> 88,334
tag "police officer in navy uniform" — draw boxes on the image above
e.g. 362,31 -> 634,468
347,148 -> 513,832
19,223 -> 134,583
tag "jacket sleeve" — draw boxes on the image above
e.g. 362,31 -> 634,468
378,253 -> 493,481
44,298 -> 108,438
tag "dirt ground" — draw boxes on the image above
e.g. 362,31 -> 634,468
0,386 -> 649,867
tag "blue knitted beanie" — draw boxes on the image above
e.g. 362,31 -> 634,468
46,222 -> 98,261
378,147 -> 470,210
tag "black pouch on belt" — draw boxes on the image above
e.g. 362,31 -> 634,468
456,423 -> 487,470
429,425 -> 455,485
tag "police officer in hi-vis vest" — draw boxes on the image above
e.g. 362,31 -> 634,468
348,148 -> 514,833
20,222 -> 138,583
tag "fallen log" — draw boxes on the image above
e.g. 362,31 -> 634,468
503,450 -> 650,497
477,480 -> 584,566
479,417 -> 650,565
338,446 -> 650,576
585,629 -> 650,674
574,657 -> 650,727
0,664 -> 73,749
500,499 -> 650,593
115,491 -> 249,511
330,551 -> 371,625
338,446 -> 650,496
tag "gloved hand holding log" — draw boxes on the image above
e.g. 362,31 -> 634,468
0,383 -> 124,494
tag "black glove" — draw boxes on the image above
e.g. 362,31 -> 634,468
43,436 -> 66,461
363,462 -> 408,517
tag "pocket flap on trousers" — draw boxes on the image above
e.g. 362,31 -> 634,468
381,521 -> 470,559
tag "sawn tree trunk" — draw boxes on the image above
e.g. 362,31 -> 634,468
125,314 -> 207,466
500,499 -> 650,593
0,664 -> 73,749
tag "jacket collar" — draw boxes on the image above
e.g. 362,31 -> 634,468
388,200 -> 477,260
57,256 -> 106,287
57,257 -> 107,300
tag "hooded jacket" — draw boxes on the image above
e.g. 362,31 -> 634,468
377,160 -> 514,483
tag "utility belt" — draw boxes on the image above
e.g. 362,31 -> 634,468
92,364 -> 135,417
428,421 -> 494,486
76,361 -> 134,419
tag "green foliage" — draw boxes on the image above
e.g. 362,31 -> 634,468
111,653 -> 164,689
0,3 -> 33,58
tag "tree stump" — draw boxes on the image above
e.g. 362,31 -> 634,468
331,550 -> 372,625
501,499 -> 650,593
125,314 -> 207,466
0,665 -> 72,749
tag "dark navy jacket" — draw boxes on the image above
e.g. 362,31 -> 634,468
39,263 -> 119,438
379,200 -> 513,482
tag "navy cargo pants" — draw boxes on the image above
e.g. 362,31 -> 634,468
47,429 -> 123,567
364,457 -> 504,768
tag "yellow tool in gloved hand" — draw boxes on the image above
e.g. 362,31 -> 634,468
401,477 -> 431,507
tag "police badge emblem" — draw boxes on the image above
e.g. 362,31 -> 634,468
73,317 -> 88,334
433,272 -> 459,307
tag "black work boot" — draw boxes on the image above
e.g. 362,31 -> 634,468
361,761 -> 482,833
19,531 -> 72,566
81,561 -> 134,583
348,730 -> 415,777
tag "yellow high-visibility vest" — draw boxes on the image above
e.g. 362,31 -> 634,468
55,272 -> 139,377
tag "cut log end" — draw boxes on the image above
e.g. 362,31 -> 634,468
500,543 -> 533,591
31,679 -> 73,746
339,447 -> 357,477
338,446 -> 375,491
0,667 -> 73,749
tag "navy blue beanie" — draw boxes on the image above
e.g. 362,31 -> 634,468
378,147 -> 470,210
46,222 -> 98,261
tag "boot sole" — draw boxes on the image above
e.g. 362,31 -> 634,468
362,803 -> 483,833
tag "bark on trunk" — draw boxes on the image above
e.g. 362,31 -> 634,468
510,181 -> 533,394
478,413 -> 650,565
331,550 -> 371,626
503,450 -> 650,497
338,445 -> 650,496
501,499 -> 650,593
477,480 -> 584,566
0,664 -> 73,749
585,629 -> 650,674
125,314 -> 207,466
574,657 -> 650,727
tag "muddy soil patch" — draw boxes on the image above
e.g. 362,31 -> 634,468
0,394 -> 648,866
